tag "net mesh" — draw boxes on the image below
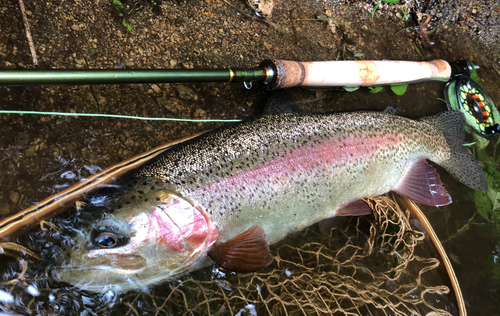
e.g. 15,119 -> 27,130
0,196 -> 454,316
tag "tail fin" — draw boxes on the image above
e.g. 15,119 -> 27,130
421,110 -> 488,192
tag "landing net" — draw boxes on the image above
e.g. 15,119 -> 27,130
0,196 -> 454,315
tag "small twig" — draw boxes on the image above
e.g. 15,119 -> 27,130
493,136 -> 500,158
0,242 -> 42,260
441,212 -> 484,244
412,41 -> 424,59
40,220 -> 59,234
18,0 -> 39,65
492,63 -> 500,78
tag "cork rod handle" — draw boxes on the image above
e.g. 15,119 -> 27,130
260,59 -> 452,90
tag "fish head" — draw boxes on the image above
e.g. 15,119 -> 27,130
52,189 -> 219,293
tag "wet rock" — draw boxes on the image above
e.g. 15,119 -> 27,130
0,203 -> 10,215
160,97 -> 181,114
176,85 -> 198,101
25,145 -> 39,157
151,84 -> 161,93
124,138 -> 135,148
97,95 -> 107,105
246,0 -> 274,18
10,191 -> 20,204
182,61 -> 194,69
193,108 -> 207,119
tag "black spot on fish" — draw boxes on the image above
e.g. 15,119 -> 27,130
109,209 -> 114,213
151,186 -> 155,191
125,201 -> 131,205
156,197 -> 160,201
144,199 -> 148,202
142,182 -> 147,185
138,190 -> 144,194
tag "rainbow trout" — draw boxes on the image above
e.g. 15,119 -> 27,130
52,101 -> 487,293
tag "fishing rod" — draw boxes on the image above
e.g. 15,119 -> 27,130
0,59 -> 498,137
0,59 -> 452,88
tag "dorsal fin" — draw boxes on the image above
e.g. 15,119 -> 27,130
262,90 -> 301,114
208,225 -> 273,272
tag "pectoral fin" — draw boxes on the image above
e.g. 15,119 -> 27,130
393,159 -> 452,207
208,225 -> 273,272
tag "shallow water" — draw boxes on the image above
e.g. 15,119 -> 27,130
1,0 -> 500,314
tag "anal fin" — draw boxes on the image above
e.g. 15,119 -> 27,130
393,159 -> 452,207
208,225 -> 273,272
319,200 -> 372,236
336,199 -> 373,216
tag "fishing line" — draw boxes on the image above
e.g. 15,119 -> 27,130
0,110 -> 243,122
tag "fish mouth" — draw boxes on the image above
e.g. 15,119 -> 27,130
56,253 -> 147,273
80,253 -> 147,270
51,254 -> 148,291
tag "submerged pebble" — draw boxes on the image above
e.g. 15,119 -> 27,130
246,0 -> 274,18
0,290 -> 14,303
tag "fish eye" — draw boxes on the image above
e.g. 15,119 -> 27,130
94,232 -> 124,248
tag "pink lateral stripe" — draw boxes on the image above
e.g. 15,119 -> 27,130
207,133 -> 415,191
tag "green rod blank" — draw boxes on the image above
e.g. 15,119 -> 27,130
0,68 -> 267,86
